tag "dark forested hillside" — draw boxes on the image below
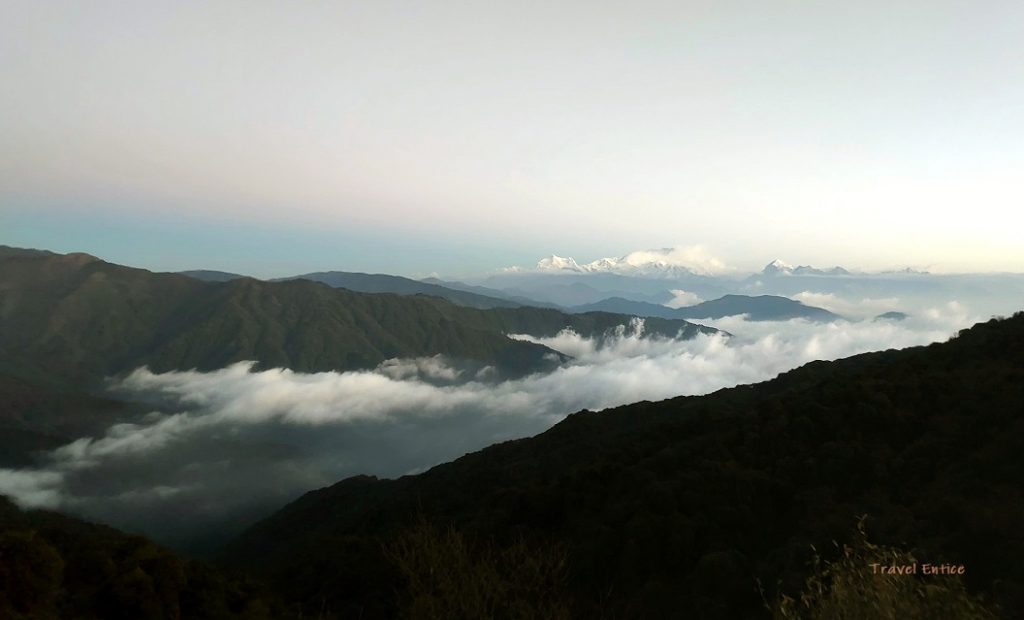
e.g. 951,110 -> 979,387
222,312 -> 1024,619
0,497 -> 281,619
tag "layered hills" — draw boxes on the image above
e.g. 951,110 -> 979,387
0,246 -> 714,384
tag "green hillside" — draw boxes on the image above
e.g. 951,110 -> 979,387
0,249 -> 542,382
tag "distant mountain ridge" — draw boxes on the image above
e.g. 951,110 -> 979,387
178,269 -> 246,282
875,311 -> 910,321
675,294 -> 842,321
178,268 -> 558,310
420,277 -> 558,308
281,271 -> 527,309
571,294 -> 842,322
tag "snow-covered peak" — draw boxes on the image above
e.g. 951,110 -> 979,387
536,255 -> 584,272
527,246 -> 729,278
762,260 -> 851,276
765,257 -> 794,274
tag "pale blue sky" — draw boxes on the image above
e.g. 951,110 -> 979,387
2,1 -> 1023,276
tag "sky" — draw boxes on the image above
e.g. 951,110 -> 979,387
2,1 -> 1023,277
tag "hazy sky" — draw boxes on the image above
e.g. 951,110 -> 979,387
2,1 -> 1023,276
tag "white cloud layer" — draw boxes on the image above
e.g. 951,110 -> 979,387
793,291 -> 905,320
665,289 -> 704,309
613,246 -> 731,276
0,303 -> 975,547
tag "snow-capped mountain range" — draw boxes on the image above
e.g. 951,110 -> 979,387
529,247 -> 730,278
760,259 -> 851,277
505,248 -> 926,280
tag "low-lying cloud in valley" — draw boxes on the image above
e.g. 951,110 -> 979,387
0,301 -> 977,550
793,291 -> 906,320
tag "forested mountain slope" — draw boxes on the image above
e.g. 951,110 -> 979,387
223,312 -> 1024,618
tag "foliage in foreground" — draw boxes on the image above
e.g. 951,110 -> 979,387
384,519 -> 571,620
770,519 -> 998,620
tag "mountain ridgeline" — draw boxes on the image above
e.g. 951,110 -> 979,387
220,312 -> 1024,618
0,246 -> 715,384
570,294 -> 842,322
177,269 -> 246,282
279,271 -> 529,309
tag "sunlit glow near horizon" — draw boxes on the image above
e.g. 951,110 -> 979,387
3,1 -> 1024,274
